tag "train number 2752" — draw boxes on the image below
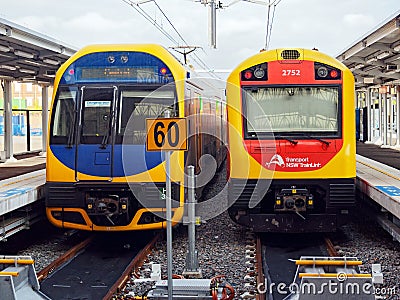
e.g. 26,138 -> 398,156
282,69 -> 301,76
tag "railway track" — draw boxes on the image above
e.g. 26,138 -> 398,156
260,234 -> 329,300
38,231 -> 161,300
256,233 -> 383,300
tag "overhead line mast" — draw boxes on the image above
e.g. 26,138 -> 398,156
199,0 -> 283,50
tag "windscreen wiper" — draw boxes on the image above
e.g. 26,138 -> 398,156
100,114 -> 111,149
275,135 -> 298,145
301,134 -> 331,146
66,111 -> 76,149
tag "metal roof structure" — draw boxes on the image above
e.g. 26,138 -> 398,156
336,10 -> 400,89
0,17 -> 77,84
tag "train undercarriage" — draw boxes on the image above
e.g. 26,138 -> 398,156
228,178 -> 355,232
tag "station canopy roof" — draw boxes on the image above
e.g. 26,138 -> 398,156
336,10 -> 400,89
0,17 -> 76,85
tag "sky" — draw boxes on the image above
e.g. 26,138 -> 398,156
1,0 -> 399,74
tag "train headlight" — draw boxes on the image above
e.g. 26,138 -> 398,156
275,197 -> 283,209
317,66 -> 328,78
120,197 -> 128,212
121,55 -> 129,63
86,197 -> 95,211
307,196 -> 314,208
254,67 -> 265,79
107,55 -> 115,63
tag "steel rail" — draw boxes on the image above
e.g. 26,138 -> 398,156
102,231 -> 163,300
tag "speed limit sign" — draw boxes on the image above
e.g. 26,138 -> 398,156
146,118 -> 187,151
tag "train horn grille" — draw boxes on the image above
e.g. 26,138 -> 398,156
281,49 -> 300,60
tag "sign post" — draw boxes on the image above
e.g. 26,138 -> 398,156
165,111 -> 172,300
146,113 -> 187,300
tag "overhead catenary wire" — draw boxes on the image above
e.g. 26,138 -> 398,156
152,0 -> 221,78
122,0 -> 180,45
223,0 -> 283,50
265,0 -> 282,49
122,0 -> 221,79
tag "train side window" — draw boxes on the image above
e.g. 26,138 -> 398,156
50,88 -> 77,144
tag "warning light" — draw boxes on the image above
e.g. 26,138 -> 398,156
160,67 -> 167,75
330,69 -> 338,78
244,70 -> 252,79
276,199 -> 282,206
68,69 -> 75,75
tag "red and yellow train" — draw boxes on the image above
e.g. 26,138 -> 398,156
226,48 -> 356,232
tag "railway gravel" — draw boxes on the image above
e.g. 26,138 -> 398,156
331,212 -> 400,299
117,163 -> 260,299
0,221 -> 87,272
120,211 -> 254,299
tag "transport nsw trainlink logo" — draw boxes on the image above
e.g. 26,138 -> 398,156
265,154 -> 322,169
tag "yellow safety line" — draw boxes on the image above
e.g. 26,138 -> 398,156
0,271 -> 19,277
357,159 -> 400,182
0,172 -> 44,189
299,273 -> 371,278
295,260 -> 362,266
0,259 -> 34,264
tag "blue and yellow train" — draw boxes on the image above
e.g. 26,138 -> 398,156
45,44 -> 226,231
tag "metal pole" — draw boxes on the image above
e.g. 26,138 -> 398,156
378,92 -> 382,144
396,87 -> 400,147
188,165 -> 196,268
208,0 -> 217,48
41,85 -> 49,155
4,80 -> 15,161
182,165 -> 201,278
26,111 -> 31,152
366,88 -> 371,142
389,93 -> 393,146
372,89 -> 376,140
382,92 -> 388,146
164,110 -> 173,300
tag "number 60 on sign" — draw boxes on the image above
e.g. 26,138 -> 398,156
146,118 -> 188,151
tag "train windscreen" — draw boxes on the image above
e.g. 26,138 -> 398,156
243,86 -> 340,136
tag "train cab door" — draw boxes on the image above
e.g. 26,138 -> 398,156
76,86 -> 117,181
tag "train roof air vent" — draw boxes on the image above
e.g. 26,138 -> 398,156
281,50 -> 300,60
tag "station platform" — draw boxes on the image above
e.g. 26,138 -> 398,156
356,141 -> 400,170
356,142 -> 400,242
0,155 -> 45,180
0,155 -> 46,241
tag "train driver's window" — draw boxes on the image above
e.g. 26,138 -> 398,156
51,88 -> 77,144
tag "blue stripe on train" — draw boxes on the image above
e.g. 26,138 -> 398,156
50,144 -> 164,177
